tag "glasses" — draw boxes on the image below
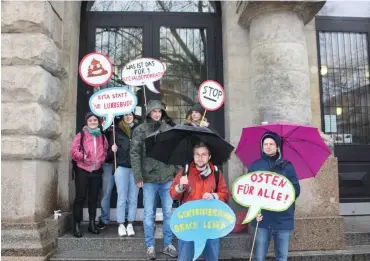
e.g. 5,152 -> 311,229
194,153 -> 209,158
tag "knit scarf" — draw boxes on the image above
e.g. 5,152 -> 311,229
88,127 -> 101,136
199,163 -> 212,180
119,120 -> 132,137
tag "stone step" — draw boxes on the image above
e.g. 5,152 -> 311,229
57,224 -> 370,252
346,231 -> 370,246
57,224 -> 252,252
344,216 -> 370,247
50,245 -> 370,261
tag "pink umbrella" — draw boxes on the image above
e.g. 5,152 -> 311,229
235,122 -> 331,180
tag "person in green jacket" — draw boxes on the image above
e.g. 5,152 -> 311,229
130,100 -> 178,260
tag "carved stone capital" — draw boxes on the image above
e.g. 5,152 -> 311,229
237,1 -> 326,28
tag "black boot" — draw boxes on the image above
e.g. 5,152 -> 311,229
73,221 -> 82,238
88,217 -> 99,234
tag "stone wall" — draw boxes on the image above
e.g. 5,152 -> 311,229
305,19 -> 322,130
57,0 -> 81,213
221,2 -> 253,210
1,1 -> 81,259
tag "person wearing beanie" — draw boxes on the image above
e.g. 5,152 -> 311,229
247,131 -> 300,261
70,112 -> 108,238
130,100 -> 178,260
184,103 -> 209,127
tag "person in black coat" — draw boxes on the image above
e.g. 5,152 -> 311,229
109,113 -> 139,237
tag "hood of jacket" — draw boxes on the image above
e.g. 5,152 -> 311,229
146,100 -> 165,117
260,131 -> 282,160
145,100 -> 173,126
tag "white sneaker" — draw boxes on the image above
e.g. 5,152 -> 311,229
126,223 -> 135,236
118,224 -> 127,237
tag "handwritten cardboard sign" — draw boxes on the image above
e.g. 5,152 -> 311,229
198,80 -> 225,111
89,87 -> 137,130
232,171 -> 296,224
121,58 -> 165,94
79,52 -> 113,87
170,199 -> 236,261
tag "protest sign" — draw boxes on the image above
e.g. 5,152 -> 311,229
121,58 -> 165,94
89,87 -> 137,130
170,199 -> 236,261
79,52 -> 113,87
198,80 -> 225,111
232,171 -> 296,224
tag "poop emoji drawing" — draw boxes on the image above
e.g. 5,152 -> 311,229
87,58 -> 108,77
79,52 -> 113,87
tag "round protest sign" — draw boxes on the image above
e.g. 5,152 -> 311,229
121,58 -> 165,94
232,171 -> 296,224
89,87 -> 137,130
170,199 -> 236,261
198,80 -> 225,111
79,52 -> 113,87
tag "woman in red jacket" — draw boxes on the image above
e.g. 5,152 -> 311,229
170,142 -> 229,261
70,112 -> 108,238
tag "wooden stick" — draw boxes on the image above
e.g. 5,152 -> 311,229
249,221 -> 259,261
143,85 -> 148,109
112,122 -> 117,171
201,110 -> 207,122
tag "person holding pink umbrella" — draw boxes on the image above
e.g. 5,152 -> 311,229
235,122 -> 331,260
247,131 -> 300,261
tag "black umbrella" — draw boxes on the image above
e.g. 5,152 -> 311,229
145,125 -> 235,165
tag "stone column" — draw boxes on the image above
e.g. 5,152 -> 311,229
1,1 -> 81,259
237,1 -> 345,251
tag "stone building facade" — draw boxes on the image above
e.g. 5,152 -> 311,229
1,1 -> 355,259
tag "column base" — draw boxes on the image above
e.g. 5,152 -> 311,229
263,216 -> 346,252
248,216 -> 345,252
1,212 -> 71,259
290,216 -> 345,251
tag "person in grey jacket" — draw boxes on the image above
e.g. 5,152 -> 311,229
130,100 -> 178,260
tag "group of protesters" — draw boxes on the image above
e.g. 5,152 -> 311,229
70,100 -> 300,261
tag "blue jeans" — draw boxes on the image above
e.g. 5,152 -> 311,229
115,166 -> 139,223
99,163 -> 114,224
253,227 -> 290,261
143,181 -> 173,247
178,239 -> 219,261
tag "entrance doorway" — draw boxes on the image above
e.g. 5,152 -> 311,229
316,16 -> 370,215
77,1 -> 223,220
